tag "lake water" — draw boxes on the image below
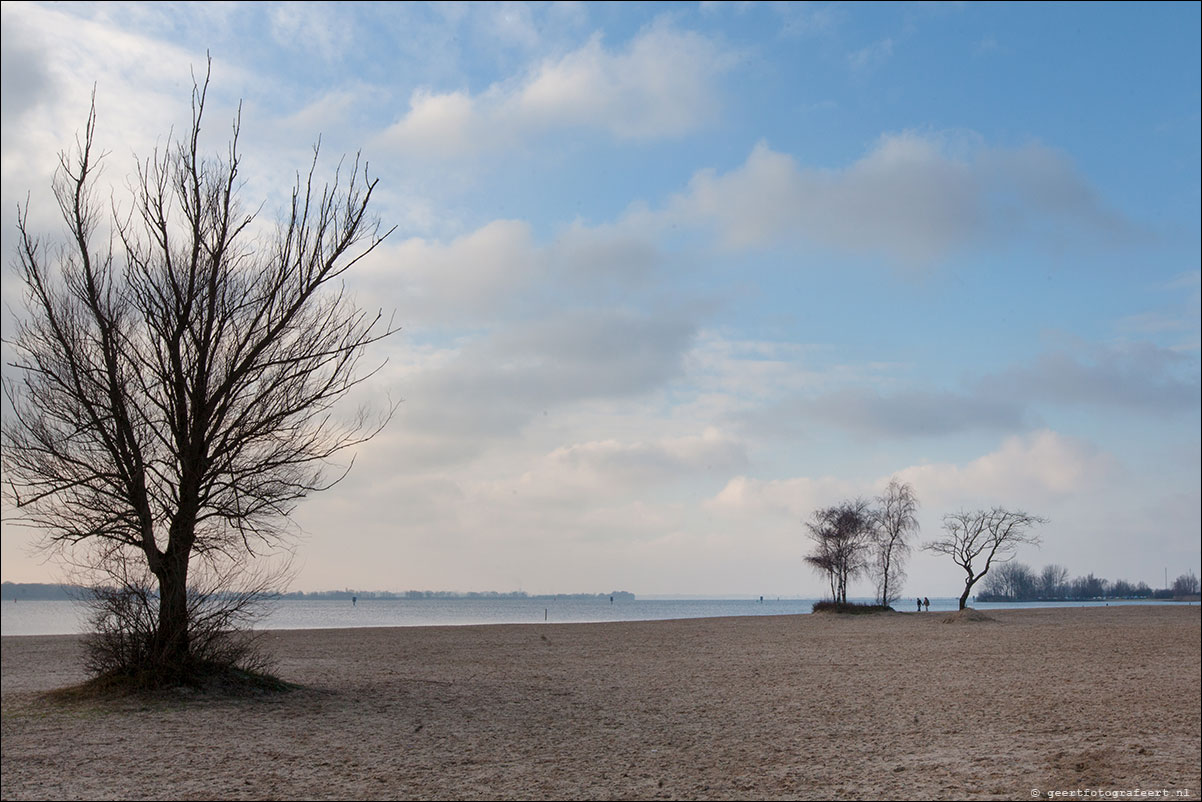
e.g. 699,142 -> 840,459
0,596 -> 1188,637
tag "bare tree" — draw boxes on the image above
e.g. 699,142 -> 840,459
1172,572 -> 1200,597
871,479 -> 918,606
1109,578 -> 1135,598
977,561 -> 1036,601
924,507 -> 1046,610
804,498 -> 875,605
1069,573 -> 1107,600
1038,563 -> 1069,599
2,71 -> 395,684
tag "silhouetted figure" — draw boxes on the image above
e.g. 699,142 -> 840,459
352,595 -> 357,607
917,597 -> 922,612
923,596 -> 930,611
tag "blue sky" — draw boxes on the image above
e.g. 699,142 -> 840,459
1,2 -> 1198,596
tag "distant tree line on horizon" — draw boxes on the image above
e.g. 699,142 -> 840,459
278,589 -> 636,602
1,582 -> 76,601
0,582 -> 636,603
974,564 -> 1201,602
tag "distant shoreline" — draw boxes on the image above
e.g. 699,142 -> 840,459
0,582 -> 635,602
6,580 -> 1199,604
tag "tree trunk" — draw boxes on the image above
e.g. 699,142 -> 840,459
959,583 -> 971,610
155,549 -> 191,673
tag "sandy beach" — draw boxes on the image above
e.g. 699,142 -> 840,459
2,605 -> 1199,801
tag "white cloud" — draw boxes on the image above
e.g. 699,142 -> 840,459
383,89 -> 484,157
362,219 -> 540,326
894,429 -> 1117,510
378,22 -> 734,156
0,3 -> 237,323
274,86 -> 378,138
708,429 -> 1115,521
706,474 -> 859,520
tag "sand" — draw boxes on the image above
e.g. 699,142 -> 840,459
2,605 -> 1199,801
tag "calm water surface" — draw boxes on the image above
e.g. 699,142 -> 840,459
0,596 -> 1188,637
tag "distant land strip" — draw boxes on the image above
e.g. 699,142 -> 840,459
0,582 -> 635,602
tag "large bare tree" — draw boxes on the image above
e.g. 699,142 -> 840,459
871,478 -> 918,606
2,73 -> 395,682
924,507 -> 1046,610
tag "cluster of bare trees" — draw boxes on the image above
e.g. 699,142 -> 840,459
804,479 -> 918,606
805,487 -> 1047,611
2,71 -> 395,684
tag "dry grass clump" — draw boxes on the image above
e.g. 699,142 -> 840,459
811,600 -> 895,614
45,661 -> 297,702
941,607 -> 997,624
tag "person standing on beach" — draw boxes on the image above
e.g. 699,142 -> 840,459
923,597 -> 930,611
917,597 -> 922,612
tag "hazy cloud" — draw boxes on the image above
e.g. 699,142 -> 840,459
0,11 -> 54,127
544,429 -> 748,488
661,134 -> 1135,265
975,343 -> 1199,413
394,307 -> 701,450
848,37 -> 894,72
269,3 -> 357,63
734,340 -> 1197,441
548,220 -> 663,292
1161,271 -> 1201,292
792,388 -> 1025,438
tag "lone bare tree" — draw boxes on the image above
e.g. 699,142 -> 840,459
1038,563 -> 1069,599
924,508 -> 1046,610
1172,572 -> 1200,598
2,72 -> 395,684
804,498 -> 875,605
871,478 -> 918,606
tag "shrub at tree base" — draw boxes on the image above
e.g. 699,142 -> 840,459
940,608 -> 997,624
811,601 -> 895,614
59,549 -> 296,693
81,585 -> 287,693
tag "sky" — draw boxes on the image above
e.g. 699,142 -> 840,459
1,1 -> 1199,598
